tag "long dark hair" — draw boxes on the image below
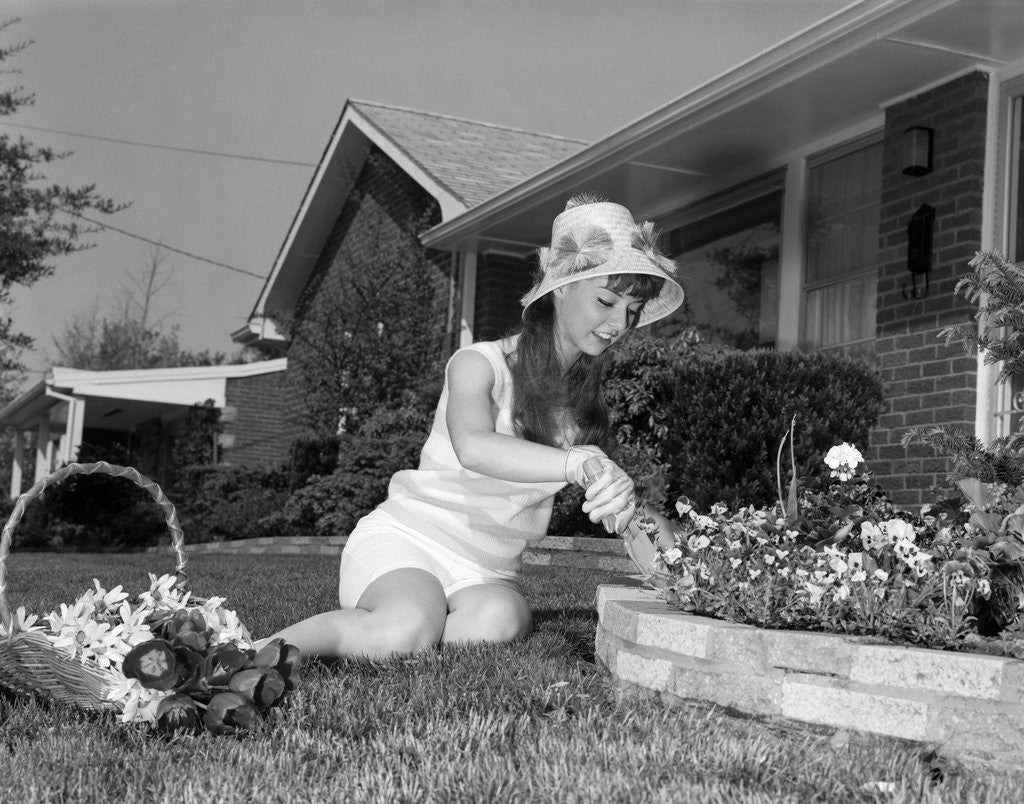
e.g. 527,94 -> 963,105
508,273 -> 664,450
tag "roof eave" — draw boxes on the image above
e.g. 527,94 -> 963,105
421,0 -> 960,249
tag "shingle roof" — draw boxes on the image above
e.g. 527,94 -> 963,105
350,100 -> 587,209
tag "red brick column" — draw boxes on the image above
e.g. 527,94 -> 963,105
868,71 -> 988,507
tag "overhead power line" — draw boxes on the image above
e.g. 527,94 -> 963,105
67,211 -> 267,280
0,121 -> 317,167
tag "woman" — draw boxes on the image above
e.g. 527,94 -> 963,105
264,196 -> 685,660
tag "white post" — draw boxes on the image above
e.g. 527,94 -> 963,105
776,157 -> 807,351
34,415 -> 51,482
460,250 -> 478,347
10,430 -> 24,500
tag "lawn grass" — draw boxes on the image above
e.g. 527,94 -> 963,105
1,551 -> 1022,803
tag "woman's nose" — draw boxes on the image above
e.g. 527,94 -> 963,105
607,304 -> 629,331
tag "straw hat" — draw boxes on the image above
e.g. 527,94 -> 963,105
520,200 -> 684,327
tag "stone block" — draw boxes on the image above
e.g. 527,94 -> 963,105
670,664 -> 782,716
616,651 -> 673,693
597,598 -> 639,643
850,644 -> 1005,699
762,630 -> 854,677
635,610 -> 712,659
705,623 -> 769,672
781,676 -> 929,741
926,699 -> 1024,765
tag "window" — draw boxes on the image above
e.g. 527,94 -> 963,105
802,139 -> 883,358
656,192 -> 781,349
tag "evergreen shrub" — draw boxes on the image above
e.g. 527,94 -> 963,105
664,347 -> 884,509
173,464 -> 291,543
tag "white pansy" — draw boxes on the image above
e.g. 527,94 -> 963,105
883,519 -> 916,543
662,547 -> 684,565
686,534 -> 710,552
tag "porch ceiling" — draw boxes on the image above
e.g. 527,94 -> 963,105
422,0 -> 1024,256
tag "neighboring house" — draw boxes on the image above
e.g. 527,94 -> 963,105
231,99 -> 587,356
0,359 -> 290,497
240,0 -> 1024,507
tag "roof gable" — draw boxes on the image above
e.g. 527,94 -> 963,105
236,100 -> 585,347
350,100 -> 586,208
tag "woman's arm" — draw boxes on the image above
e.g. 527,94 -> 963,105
445,349 -> 578,483
446,349 -> 635,526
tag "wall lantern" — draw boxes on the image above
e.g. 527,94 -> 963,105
902,203 -> 935,300
902,126 -> 934,176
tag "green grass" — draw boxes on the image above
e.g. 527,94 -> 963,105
1,552 -> 1022,803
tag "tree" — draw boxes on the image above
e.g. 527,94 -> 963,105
1,19 -> 123,376
53,245 -> 230,370
281,158 -> 447,435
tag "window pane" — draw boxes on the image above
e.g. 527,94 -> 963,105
656,223 -> 779,349
803,140 -> 882,355
804,273 -> 877,350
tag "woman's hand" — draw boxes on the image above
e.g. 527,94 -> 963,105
579,456 -> 636,535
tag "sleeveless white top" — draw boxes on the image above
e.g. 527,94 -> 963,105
377,336 -> 568,571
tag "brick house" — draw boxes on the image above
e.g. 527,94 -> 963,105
232,99 -> 586,431
241,0 -> 1024,507
0,359 -> 290,495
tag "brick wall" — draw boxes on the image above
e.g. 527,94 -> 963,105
474,252 -> 534,340
283,147 -> 453,435
867,71 -> 988,506
222,368 -> 299,466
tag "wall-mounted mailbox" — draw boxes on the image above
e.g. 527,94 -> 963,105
902,203 -> 934,300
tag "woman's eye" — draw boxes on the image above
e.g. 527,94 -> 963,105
598,298 -> 614,308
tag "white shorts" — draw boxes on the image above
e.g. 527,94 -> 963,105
338,509 -> 523,609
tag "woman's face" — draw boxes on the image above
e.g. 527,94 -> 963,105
551,277 -> 643,369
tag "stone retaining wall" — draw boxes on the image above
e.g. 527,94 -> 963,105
595,584 -> 1024,769
168,535 -> 636,573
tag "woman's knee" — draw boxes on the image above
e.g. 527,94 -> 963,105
445,588 -> 533,644
379,607 -> 446,654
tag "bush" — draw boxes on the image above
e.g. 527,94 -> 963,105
173,464 -> 291,543
268,388 -> 437,538
662,346 -> 884,509
288,434 -> 341,489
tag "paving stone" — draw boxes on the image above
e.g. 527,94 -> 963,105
850,644 -> 1006,700
536,536 -> 624,554
781,676 -> 929,741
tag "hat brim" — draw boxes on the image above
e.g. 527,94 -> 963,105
521,252 -> 685,328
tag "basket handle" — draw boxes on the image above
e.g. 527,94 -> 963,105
0,461 -> 186,628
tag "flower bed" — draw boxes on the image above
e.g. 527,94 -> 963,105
594,437 -> 1024,767
595,584 -> 1024,769
643,442 -> 1024,660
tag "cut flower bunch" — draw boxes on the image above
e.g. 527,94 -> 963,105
650,439 -> 1024,656
0,572 -> 300,734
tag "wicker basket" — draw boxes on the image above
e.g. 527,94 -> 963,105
0,461 -> 188,714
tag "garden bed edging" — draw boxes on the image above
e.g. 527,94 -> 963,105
595,584 -> 1024,770
157,535 -> 636,572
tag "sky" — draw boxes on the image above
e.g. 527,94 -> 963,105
3,0 -> 852,383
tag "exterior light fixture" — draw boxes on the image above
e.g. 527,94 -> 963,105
902,126 -> 933,177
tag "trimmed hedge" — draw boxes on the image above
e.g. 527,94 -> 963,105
663,345 -> 884,509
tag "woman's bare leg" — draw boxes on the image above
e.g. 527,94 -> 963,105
442,583 -> 533,645
262,568 -> 448,660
